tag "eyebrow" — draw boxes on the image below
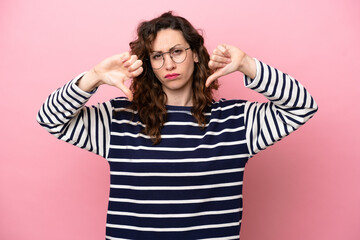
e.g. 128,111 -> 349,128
151,44 -> 183,53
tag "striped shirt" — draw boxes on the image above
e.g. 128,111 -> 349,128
37,59 -> 318,239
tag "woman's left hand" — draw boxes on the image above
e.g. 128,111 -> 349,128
206,44 -> 256,87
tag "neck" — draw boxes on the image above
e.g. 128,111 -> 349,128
165,89 -> 193,106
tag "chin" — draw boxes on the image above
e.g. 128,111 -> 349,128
164,80 -> 189,91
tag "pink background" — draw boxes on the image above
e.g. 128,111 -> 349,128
1,0 -> 359,239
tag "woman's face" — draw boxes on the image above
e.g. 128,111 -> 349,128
150,28 -> 198,97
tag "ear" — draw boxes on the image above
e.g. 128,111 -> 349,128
193,52 -> 199,63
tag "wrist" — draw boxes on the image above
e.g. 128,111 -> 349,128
77,68 -> 102,92
238,55 -> 256,79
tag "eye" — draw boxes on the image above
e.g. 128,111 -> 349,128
171,48 -> 184,56
152,53 -> 162,60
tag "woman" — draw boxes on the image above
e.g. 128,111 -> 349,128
37,11 -> 318,240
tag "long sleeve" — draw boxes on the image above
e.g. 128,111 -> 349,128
36,73 -> 113,158
244,59 -> 318,157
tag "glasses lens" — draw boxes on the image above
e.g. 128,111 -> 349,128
150,53 -> 163,69
170,47 -> 187,63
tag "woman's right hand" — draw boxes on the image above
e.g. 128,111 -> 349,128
77,52 -> 143,101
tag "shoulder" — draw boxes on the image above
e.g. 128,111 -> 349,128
209,99 -> 248,118
211,98 -> 247,110
110,97 -> 132,110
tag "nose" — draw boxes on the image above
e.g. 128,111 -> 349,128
163,53 -> 176,70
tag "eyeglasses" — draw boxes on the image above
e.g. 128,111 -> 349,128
149,46 -> 191,69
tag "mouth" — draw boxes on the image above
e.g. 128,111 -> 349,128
165,73 -> 180,80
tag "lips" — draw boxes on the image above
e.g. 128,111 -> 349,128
165,73 -> 180,79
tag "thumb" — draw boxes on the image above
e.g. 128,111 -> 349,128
205,69 -> 224,87
115,82 -> 133,101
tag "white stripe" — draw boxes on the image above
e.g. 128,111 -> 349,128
211,102 -> 245,112
199,235 -> 241,240
167,109 -> 211,116
113,107 -> 137,114
108,153 -> 250,163
112,113 -> 244,128
163,114 -> 244,127
113,107 -> 212,116
105,236 -> 130,240
109,139 -> 246,151
110,167 -> 244,177
107,208 -> 242,218
110,181 -> 243,191
113,105 -> 243,117
111,126 -> 245,139
112,119 -> 145,127
110,99 -> 245,114
105,234 -> 240,240
109,194 -> 242,204
106,221 -> 240,232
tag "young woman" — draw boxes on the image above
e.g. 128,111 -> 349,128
37,11 -> 318,240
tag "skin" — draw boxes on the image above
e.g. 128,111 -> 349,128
150,29 -> 198,106
77,29 -> 256,105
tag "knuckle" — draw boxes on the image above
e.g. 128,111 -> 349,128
131,55 -> 138,61
136,59 -> 142,66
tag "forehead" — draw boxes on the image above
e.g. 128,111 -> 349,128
151,29 -> 188,51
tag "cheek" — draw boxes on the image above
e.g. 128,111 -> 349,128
152,69 -> 161,79
152,70 -> 164,84
184,61 -> 195,76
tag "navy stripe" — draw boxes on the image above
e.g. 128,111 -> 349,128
98,106 -> 107,158
54,90 -> 73,118
270,103 -> 282,139
259,64 -> 272,94
81,133 -> 89,149
93,106 -> 100,155
41,101 -> 55,125
277,113 -> 290,136
301,87 -> 308,109
69,111 -> 82,144
50,91 -> 67,121
277,73 -> 287,102
59,84 -> 77,110
64,82 -> 82,106
268,68 -> 279,98
293,80 -> 301,107
264,110 -> 276,143
251,61 -> 265,90
283,78 -> 294,105
86,107 -> 93,152
70,83 -> 88,100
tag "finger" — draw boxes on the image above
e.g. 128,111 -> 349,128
218,44 -> 231,57
115,81 -> 133,101
117,52 -> 130,63
129,66 -> 143,78
128,59 -> 143,72
210,54 -> 231,64
213,48 -> 225,57
123,55 -> 138,67
208,60 -> 227,70
205,69 -> 225,88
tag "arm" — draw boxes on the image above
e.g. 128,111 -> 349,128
243,59 -> 317,156
207,44 -> 318,157
37,52 -> 144,157
36,74 -> 112,158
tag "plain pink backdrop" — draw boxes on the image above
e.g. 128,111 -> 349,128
1,0 -> 359,239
